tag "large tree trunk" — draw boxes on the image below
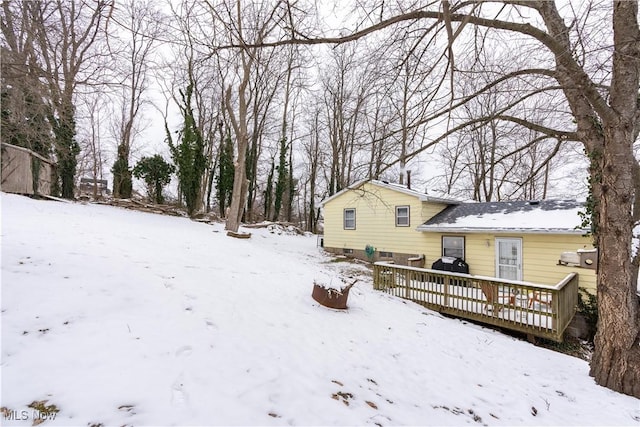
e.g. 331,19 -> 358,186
586,0 -> 640,397
588,116 -> 640,398
531,0 -> 640,397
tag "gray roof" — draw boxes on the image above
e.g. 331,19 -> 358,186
417,199 -> 588,234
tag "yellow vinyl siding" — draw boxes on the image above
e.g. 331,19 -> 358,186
520,234 -> 596,291
420,202 -> 448,221
417,234 -> 455,267
416,233 -> 596,291
413,233 -> 496,274
322,182 -> 447,255
460,234 -> 495,276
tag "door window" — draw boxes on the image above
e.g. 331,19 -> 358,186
495,238 -> 522,281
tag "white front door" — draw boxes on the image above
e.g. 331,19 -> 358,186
495,238 -> 523,281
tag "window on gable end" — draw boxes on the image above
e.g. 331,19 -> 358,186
396,206 -> 410,227
344,208 -> 356,230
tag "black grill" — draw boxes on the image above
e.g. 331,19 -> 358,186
431,256 -> 469,274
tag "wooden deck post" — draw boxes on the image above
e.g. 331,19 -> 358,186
375,265 -> 381,290
552,290 -> 560,334
405,270 -> 411,299
444,275 -> 450,308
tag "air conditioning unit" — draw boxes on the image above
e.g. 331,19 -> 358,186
578,248 -> 598,270
560,251 -> 580,266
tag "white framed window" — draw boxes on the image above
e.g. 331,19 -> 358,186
395,206 -> 410,227
344,208 -> 356,230
442,236 -> 465,259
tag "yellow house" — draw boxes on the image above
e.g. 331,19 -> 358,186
321,180 -> 597,292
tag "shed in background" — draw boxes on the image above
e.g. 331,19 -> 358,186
1,142 -> 55,196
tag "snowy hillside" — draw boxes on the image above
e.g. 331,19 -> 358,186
1,193 -> 638,426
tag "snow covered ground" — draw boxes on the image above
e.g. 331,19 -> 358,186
2,192 -> 639,426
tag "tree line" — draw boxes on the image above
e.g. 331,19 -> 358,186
2,0 -> 639,398
1,1 -> 582,228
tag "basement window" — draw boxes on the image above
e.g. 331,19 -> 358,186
379,251 -> 393,258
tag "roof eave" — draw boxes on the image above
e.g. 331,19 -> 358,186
372,180 -> 460,204
319,179 -> 368,207
416,226 -> 590,235
417,194 -> 461,205
320,179 -> 461,206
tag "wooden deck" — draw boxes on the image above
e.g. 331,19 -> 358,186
373,262 -> 579,342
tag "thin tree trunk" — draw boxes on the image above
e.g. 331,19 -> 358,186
224,3 -> 252,232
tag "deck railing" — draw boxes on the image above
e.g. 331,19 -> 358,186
373,262 -> 578,342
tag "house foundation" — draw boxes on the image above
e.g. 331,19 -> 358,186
323,246 -> 425,267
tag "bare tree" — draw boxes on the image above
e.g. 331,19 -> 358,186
439,69 -> 568,201
300,107 -> 325,232
319,43 -> 375,195
76,93 -> 108,198
386,35 -> 439,186
364,91 -> 396,180
1,1 -> 53,158
109,0 -> 164,198
244,46 -> 290,222
209,1 -> 303,232
221,2 -> 254,232
27,0 -> 111,198
162,0 -> 227,215
272,45 -> 297,221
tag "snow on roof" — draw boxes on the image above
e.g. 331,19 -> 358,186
417,200 -> 589,234
320,179 -> 461,206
